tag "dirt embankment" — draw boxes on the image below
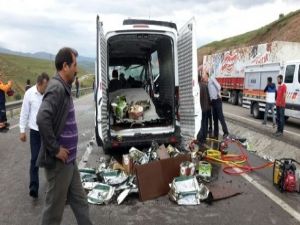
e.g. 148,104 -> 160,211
197,9 -> 300,65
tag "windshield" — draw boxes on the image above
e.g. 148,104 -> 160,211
109,65 -> 145,81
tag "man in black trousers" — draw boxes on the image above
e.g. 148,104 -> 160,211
207,72 -> 229,139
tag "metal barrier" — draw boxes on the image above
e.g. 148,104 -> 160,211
5,87 -> 93,118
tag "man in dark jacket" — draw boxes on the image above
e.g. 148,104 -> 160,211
262,77 -> 276,127
36,47 -> 93,225
197,72 -> 211,148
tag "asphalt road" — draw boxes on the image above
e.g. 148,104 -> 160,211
223,102 -> 300,148
0,94 -> 299,225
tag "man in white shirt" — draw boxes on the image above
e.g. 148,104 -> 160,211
19,72 -> 49,199
207,72 -> 229,139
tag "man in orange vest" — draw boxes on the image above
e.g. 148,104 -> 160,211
0,78 -> 13,131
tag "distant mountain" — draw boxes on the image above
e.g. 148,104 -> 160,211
0,47 -> 95,73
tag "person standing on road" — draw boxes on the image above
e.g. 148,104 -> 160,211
262,77 -> 276,127
208,108 -> 213,136
197,72 -> 211,149
19,73 -> 49,199
274,74 -> 286,137
36,47 -> 93,225
25,79 -> 31,91
0,77 -> 13,131
207,72 -> 229,139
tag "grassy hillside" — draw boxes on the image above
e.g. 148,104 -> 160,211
0,53 -> 94,101
197,9 -> 300,65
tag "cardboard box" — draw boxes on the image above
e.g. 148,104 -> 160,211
135,154 -> 191,201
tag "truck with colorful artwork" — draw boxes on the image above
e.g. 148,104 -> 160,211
202,41 -> 300,120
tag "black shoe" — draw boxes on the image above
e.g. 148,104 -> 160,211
29,190 -> 38,199
273,132 -> 282,137
223,133 -> 229,139
0,127 -> 9,133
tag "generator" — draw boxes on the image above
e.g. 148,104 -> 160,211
273,159 -> 300,193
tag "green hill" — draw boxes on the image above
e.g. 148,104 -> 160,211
197,9 -> 300,65
0,53 -> 94,101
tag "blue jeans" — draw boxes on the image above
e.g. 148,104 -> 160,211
276,106 -> 285,133
0,102 -> 7,123
30,129 -> 41,193
263,103 -> 276,124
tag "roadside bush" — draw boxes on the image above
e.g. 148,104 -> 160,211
279,13 -> 284,19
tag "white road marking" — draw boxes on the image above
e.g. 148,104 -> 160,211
224,111 -> 300,138
239,170 -> 300,222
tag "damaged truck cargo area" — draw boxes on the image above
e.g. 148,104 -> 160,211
95,17 -> 201,153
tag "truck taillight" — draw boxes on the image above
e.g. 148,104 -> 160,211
112,140 -> 120,148
169,136 -> 178,144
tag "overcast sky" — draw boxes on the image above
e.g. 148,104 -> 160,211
0,0 -> 299,57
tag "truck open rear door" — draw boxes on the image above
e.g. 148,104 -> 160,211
95,15 -> 108,146
178,18 -> 201,139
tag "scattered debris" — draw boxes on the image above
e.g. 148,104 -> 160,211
197,161 -> 212,178
180,161 -> 195,176
80,139 -> 248,206
87,183 -> 115,205
135,154 -> 191,201
129,147 -> 149,165
169,176 -> 212,205
79,168 -> 97,182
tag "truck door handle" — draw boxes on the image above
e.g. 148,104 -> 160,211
296,89 -> 300,92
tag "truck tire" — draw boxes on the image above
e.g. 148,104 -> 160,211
238,92 -> 243,106
252,103 -> 262,119
95,126 -> 103,147
231,91 -> 238,105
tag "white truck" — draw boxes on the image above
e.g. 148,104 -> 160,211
243,61 -> 300,119
94,16 -> 201,153
202,41 -> 300,107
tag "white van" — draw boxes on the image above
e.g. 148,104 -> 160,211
95,16 -> 201,153
243,61 -> 300,119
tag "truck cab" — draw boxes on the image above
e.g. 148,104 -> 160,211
283,61 -> 300,118
94,16 -> 201,153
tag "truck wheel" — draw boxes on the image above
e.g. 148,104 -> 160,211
95,126 -> 103,147
252,103 -> 262,119
238,92 -> 243,106
231,91 -> 238,105
284,116 -> 289,122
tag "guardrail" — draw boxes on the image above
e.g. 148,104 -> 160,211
5,87 -> 93,118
